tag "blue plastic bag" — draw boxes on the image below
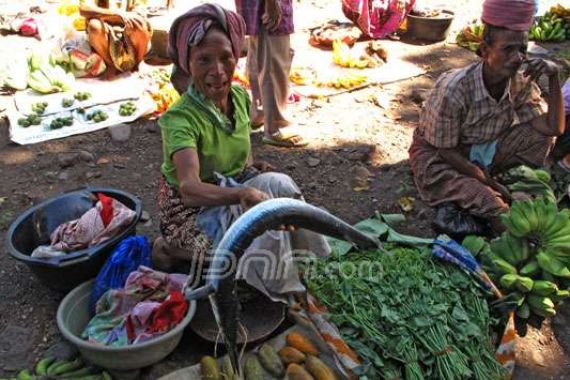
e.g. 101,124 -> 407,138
90,236 -> 151,313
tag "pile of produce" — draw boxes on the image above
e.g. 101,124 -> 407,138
306,245 -> 505,380
332,40 -> 379,69
119,101 -> 137,117
314,72 -> 368,90
455,22 -> 484,52
62,97 -> 75,107
74,91 -> 92,101
31,101 -> 48,115
27,53 -> 75,94
50,116 -> 74,129
496,165 -> 556,204
12,355 -> 112,379
530,9 -> 570,42
17,114 -> 41,128
487,198 -> 570,321
87,110 -> 108,123
200,331 -> 338,380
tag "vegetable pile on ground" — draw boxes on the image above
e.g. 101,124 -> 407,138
199,331 -> 338,380
496,165 -> 556,204
485,198 -> 570,321
455,21 -> 485,52
306,245 -> 505,380
10,355 -> 113,379
27,53 -> 75,94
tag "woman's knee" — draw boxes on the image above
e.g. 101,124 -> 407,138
250,172 -> 301,198
87,18 -> 105,35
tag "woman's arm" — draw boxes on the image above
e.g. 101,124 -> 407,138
174,148 -> 269,209
79,2 -> 124,24
80,1 -> 145,28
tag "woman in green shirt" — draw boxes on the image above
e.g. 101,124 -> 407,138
154,4 -> 329,301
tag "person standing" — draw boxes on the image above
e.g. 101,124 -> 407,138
235,0 -> 307,147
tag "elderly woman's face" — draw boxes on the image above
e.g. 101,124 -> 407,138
189,28 -> 236,103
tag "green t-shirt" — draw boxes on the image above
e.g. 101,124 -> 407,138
159,85 -> 251,186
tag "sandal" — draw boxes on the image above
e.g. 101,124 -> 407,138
262,132 -> 308,148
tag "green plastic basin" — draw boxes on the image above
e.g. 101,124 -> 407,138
57,279 -> 196,370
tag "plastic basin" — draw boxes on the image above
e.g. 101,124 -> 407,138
406,10 -> 455,42
5,187 -> 142,292
57,279 -> 197,370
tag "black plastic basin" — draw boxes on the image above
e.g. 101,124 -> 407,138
5,187 -> 142,292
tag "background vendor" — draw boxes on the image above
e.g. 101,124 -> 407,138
408,0 -> 565,234
80,0 -> 152,77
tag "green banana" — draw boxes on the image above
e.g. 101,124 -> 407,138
551,289 -> 570,302
517,302 -> 530,319
519,200 -> 539,232
520,260 -> 540,277
515,276 -> 534,293
534,169 -> 551,183
60,366 -> 95,378
102,371 -> 113,380
537,250 -> 570,278
527,294 -> 556,317
47,360 -> 71,375
51,358 -> 84,376
491,237 -> 518,266
35,357 -> 55,376
531,280 -> 558,295
505,205 -> 531,237
16,369 -> 34,380
492,256 -> 518,275
500,274 -> 518,289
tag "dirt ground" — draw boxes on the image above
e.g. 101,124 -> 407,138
1,0 -> 570,379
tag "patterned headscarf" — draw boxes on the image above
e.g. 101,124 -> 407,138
482,0 -> 536,31
168,3 -> 246,76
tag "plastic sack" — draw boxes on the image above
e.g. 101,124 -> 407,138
432,202 -> 490,239
90,236 -> 152,312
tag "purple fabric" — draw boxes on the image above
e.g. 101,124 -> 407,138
562,78 -> 570,115
235,0 -> 294,36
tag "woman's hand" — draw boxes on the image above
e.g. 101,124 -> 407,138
238,187 -> 270,210
262,0 -> 282,32
121,11 -> 145,29
252,160 -> 274,172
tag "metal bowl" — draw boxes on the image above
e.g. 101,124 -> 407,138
406,10 -> 455,42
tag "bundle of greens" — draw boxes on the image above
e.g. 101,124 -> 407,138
305,245 -> 506,380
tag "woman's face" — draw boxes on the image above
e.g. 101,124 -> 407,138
189,28 -> 236,104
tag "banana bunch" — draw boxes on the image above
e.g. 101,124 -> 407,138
490,198 -> 570,320
8,356 -> 112,380
529,11 -> 570,42
289,67 -> 315,85
456,22 -> 485,52
314,72 -> 368,90
332,39 -> 378,69
551,4 -> 570,21
27,52 -> 75,94
496,165 -> 556,204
